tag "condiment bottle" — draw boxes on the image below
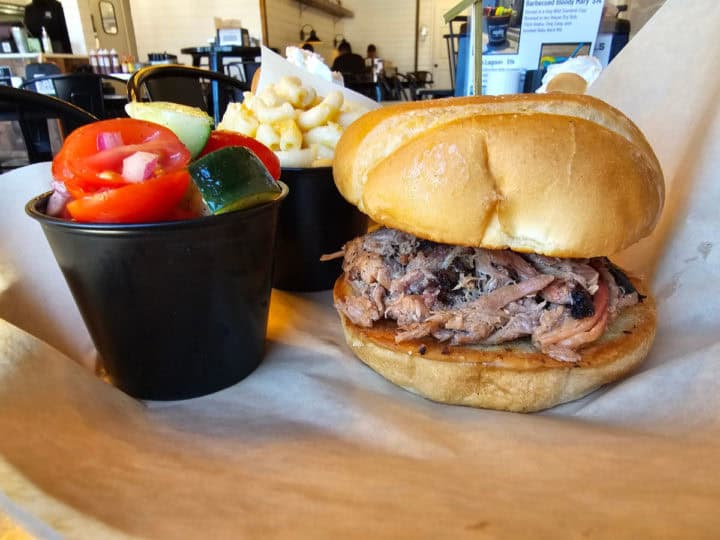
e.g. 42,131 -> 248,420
98,48 -> 109,74
89,49 -> 98,73
110,48 -> 120,73
41,26 -> 53,53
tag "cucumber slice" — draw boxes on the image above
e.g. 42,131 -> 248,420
188,146 -> 283,214
125,101 -> 213,158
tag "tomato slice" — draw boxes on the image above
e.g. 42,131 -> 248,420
54,118 -> 191,188
199,130 -> 281,180
57,149 -> 127,199
66,170 -> 191,223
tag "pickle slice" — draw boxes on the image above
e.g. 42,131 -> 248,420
188,146 -> 282,214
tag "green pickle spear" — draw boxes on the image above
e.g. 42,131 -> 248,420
188,146 -> 283,215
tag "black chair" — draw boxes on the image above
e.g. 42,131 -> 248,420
378,72 -> 411,101
127,65 -> 251,126
225,60 -> 260,84
0,85 -> 97,165
24,62 -> 61,81
20,73 -> 126,119
404,71 -> 434,101
342,72 -> 378,101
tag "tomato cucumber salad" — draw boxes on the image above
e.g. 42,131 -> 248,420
47,102 -> 283,223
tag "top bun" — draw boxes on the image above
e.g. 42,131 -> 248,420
333,95 -> 664,257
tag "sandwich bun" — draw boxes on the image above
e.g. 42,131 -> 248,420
333,94 -> 664,258
334,275 -> 657,412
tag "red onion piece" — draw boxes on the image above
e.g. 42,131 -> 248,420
121,151 -> 159,182
97,131 -> 124,151
47,181 -> 71,217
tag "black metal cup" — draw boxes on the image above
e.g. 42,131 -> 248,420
273,167 -> 368,292
486,15 -> 511,47
26,185 -> 288,400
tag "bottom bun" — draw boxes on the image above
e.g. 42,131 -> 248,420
334,276 -> 657,412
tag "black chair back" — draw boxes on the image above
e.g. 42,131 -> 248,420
20,73 -> 125,119
225,61 -> 260,84
144,76 -> 207,110
408,71 -> 434,86
378,72 -> 410,101
24,62 -> 61,81
127,65 -> 251,126
342,72 -> 378,101
0,85 -> 97,164
404,71 -> 434,101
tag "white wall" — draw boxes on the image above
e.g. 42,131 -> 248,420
325,0 -> 460,88
261,0 -> 457,89
342,0 -> 416,73
60,0 -> 91,54
128,0 -> 262,64
416,0 -> 462,89
416,0 -> 434,73
342,0 -> 461,88
264,0 -> 344,66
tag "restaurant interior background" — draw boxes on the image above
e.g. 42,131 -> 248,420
1,0 -> 666,92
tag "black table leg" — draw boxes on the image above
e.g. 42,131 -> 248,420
209,50 -> 220,126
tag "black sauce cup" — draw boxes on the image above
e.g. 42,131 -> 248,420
26,185 -> 288,401
273,167 -> 368,292
486,14 -> 512,47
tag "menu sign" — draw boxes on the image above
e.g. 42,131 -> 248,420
459,0 -> 605,95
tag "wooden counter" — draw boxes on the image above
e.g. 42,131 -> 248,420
0,53 -> 89,77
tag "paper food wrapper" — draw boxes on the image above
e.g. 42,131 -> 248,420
2,0 -> 720,537
256,45 -> 379,112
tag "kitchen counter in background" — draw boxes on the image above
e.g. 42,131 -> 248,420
0,53 -> 89,78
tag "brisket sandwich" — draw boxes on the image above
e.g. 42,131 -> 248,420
331,94 -> 664,412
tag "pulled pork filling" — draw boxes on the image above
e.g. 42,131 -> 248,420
335,228 -> 642,362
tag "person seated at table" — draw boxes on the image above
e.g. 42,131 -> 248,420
365,44 -> 377,69
331,40 -> 365,76
301,43 -> 315,53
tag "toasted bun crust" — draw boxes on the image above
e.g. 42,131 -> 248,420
334,275 -> 657,412
333,95 -> 664,257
